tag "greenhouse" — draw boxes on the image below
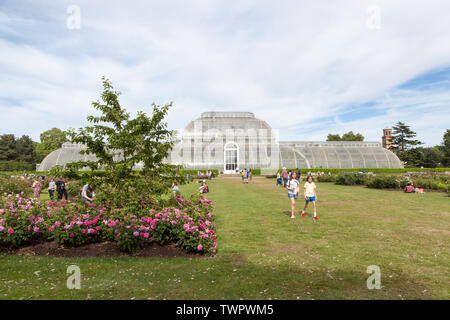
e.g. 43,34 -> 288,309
37,112 -> 403,172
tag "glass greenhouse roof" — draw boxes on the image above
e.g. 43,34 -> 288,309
37,113 -> 404,171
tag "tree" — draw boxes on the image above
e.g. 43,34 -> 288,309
391,122 -> 423,153
35,128 -> 68,161
326,131 -> 364,141
0,134 -> 17,161
326,134 -> 341,141
440,129 -> 450,166
66,77 -> 179,203
402,147 -> 443,168
341,131 -> 364,141
16,135 -> 38,166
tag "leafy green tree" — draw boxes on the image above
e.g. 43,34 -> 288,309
0,134 -> 17,161
35,128 -> 68,161
341,131 -> 364,141
66,77 -> 179,203
16,135 -> 38,166
326,134 -> 341,141
326,131 -> 364,141
441,129 -> 450,166
402,147 -> 444,168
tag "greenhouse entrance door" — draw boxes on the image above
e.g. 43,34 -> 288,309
224,142 -> 239,174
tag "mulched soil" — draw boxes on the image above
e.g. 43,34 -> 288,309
1,241 -> 205,258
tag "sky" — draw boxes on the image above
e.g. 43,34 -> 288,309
0,0 -> 449,146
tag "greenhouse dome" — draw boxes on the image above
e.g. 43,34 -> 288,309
37,112 -> 403,171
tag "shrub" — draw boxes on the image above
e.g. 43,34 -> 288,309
0,176 -> 33,198
366,176 -> 400,189
0,193 -> 217,255
316,175 -> 336,183
335,173 -> 368,185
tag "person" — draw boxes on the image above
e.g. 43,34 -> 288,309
281,167 -> 288,187
415,186 -> 425,194
296,168 -> 301,180
404,183 -> 415,193
301,175 -> 319,220
172,183 -> 180,197
241,170 -> 245,182
186,173 -> 190,184
249,169 -> 252,181
276,171 -> 282,186
81,183 -> 95,203
32,179 -> 42,199
56,179 -> 68,201
208,170 -> 212,181
243,169 -> 248,184
199,181 -> 209,194
48,178 -> 56,201
286,172 -> 300,219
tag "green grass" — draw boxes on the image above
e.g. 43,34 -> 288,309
1,177 -> 449,299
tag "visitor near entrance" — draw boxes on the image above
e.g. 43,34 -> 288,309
302,175 -> 319,220
287,172 -> 300,219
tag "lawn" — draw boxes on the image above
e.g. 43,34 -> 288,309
1,177 -> 449,299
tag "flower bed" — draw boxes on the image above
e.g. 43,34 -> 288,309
0,193 -> 217,255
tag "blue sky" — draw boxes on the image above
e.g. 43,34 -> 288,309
0,0 -> 449,146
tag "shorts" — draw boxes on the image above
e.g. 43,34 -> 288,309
288,193 -> 298,199
305,196 -> 315,202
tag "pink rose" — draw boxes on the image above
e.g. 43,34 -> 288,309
81,229 -> 86,234
8,228 -> 14,234
197,244 -> 203,251
69,233 -> 75,238
133,231 -> 139,237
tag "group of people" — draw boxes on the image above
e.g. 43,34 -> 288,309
404,182 -> 425,194
285,171 -> 319,221
241,168 -> 252,183
172,179 -> 210,196
277,168 -> 301,187
30,176 -> 95,204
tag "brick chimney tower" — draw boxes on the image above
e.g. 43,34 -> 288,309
382,128 -> 392,149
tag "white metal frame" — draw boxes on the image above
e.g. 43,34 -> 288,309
223,142 -> 239,174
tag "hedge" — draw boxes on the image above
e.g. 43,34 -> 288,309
277,168 -> 450,174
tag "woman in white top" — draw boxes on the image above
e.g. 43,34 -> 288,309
301,175 -> 319,220
286,172 -> 300,219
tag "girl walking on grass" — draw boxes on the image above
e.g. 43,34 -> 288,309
286,172 -> 300,219
301,175 -> 319,220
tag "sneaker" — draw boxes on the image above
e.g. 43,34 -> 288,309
313,216 -> 319,221
301,212 -> 305,218
291,215 -> 295,219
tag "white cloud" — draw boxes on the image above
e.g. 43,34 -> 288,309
0,0 -> 449,145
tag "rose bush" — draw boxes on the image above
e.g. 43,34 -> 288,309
0,193 -> 217,255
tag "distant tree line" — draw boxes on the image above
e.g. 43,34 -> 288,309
0,128 -> 68,171
389,122 -> 449,168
